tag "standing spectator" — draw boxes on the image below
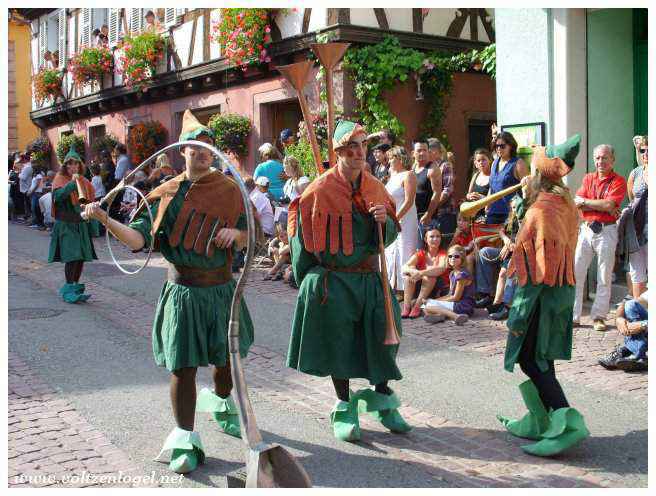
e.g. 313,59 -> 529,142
27,165 -> 46,229
91,28 -> 101,47
366,128 -> 395,170
487,131 -> 529,224
9,155 -> 22,219
143,10 -> 163,33
413,140 -> 442,245
147,153 -> 175,188
371,143 -> 391,183
428,138 -> 456,236
423,244 -> 475,325
18,154 -> 33,222
466,148 -> 492,207
384,146 -> 418,292
253,143 -> 285,201
626,135 -> 648,298
598,291 -> 648,371
39,171 -> 56,229
99,150 -> 116,191
279,128 -> 296,153
573,144 -> 627,331
112,143 -> 132,182
248,176 -> 275,237
281,155 -> 309,204
99,25 -> 109,46
42,50 -> 56,70
90,164 -> 106,200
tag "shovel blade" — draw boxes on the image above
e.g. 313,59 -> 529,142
245,444 -> 312,488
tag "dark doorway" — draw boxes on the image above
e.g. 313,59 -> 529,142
465,118 -> 495,185
266,99 -> 302,150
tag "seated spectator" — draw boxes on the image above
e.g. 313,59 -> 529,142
254,143 -> 285,201
371,143 -> 391,183
451,213 -> 474,273
474,195 -> 522,310
247,176 -> 275,237
598,291 -> 648,372
263,222 -> 291,280
401,228 -> 449,319
423,245 -> 475,325
281,155 -> 310,204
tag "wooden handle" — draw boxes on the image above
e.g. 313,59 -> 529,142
377,223 -> 400,346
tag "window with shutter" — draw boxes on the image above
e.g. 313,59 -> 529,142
164,8 -> 177,27
58,9 -> 67,69
108,8 -> 119,46
129,8 -> 143,35
81,8 -> 91,48
39,18 -> 47,67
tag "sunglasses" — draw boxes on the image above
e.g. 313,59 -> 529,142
640,148 -> 648,154
495,143 -> 507,149
447,254 -> 462,259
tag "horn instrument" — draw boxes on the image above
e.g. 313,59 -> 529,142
75,175 -> 90,204
460,182 -> 523,219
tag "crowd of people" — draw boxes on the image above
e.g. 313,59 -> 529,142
8,126 -> 647,370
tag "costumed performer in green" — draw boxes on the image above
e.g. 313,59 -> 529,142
83,110 -> 254,474
498,134 -> 591,456
48,144 -> 97,303
286,120 -> 412,442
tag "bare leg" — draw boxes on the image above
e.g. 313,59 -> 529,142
170,367 -> 197,431
633,281 -> 646,299
213,359 -> 233,399
416,276 -> 438,306
403,276 -> 418,308
493,267 -> 508,305
424,304 -> 459,321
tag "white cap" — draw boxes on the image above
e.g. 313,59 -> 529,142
255,176 -> 270,186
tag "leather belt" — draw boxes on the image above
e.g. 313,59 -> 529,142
167,264 -> 232,288
54,210 -> 83,224
586,220 -> 616,226
320,255 -> 380,304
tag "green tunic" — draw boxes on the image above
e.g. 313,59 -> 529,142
48,180 -> 98,263
129,179 -> 254,372
286,208 -> 403,385
504,278 -> 574,373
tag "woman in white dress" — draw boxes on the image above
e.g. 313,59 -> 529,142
384,146 -> 418,291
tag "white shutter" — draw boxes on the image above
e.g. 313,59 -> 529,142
164,8 -> 177,27
129,8 -> 143,35
58,9 -> 67,68
108,8 -> 119,46
80,8 -> 91,47
39,18 -> 47,66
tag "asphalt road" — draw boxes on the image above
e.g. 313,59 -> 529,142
7,223 -> 648,487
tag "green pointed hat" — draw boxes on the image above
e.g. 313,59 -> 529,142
64,143 -> 83,164
179,109 -> 215,142
533,134 -> 581,181
333,120 -> 367,150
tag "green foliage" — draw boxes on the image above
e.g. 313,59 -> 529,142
90,134 -> 119,160
26,136 -> 52,166
56,134 -> 86,164
342,36 -> 496,142
283,137 -> 320,180
207,113 -> 252,157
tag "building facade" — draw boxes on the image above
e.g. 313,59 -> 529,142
495,8 -> 648,190
9,11 -> 41,154
24,7 -> 497,199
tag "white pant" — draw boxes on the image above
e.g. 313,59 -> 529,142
629,243 -> 648,284
573,223 -> 618,321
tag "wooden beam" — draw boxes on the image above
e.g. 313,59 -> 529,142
412,8 -> 423,33
302,8 -> 312,33
188,16 -> 197,67
447,9 -> 468,38
478,8 -> 496,42
202,9 -> 210,62
470,10 -> 478,41
327,9 -> 338,26
373,9 -> 389,30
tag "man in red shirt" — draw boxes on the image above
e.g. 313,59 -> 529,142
573,144 -> 627,331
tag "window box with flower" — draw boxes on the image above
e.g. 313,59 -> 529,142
68,45 -> 114,89
32,68 -> 63,107
118,32 -> 167,90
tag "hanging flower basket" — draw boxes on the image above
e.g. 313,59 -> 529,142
68,45 -> 113,87
119,32 -> 167,90
207,113 -> 252,157
26,136 -> 52,167
32,68 -> 63,106
128,121 -> 167,164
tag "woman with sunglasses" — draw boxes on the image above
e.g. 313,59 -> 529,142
422,245 -> 475,325
625,135 -> 648,298
486,131 -> 529,224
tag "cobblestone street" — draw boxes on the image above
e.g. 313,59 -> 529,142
7,223 -> 648,488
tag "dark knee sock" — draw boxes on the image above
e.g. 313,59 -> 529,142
519,361 -> 569,410
64,263 -> 76,284
213,362 -> 233,399
74,261 -> 84,283
331,377 -> 350,402
375,382 -> 393,396
171,368 -> 197,431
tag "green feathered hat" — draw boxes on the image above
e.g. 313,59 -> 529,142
546,134 -> 580,168
179,109 -> 215,142
333,120 -> 367,150
532,134 -> 581,181
64,143 -> 83,164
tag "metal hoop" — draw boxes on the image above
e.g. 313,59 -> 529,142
104,184 -> 155,275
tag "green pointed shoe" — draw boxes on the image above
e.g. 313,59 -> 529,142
169,448 -> 199,474
330,398 -> 361,442
71,283 -> 91,302
521,407 -> 590,457
196,387 -> 242,438
154,427 -> 205,474
497,380 -> 550,440
59,283 -> 83,303
356,388 -> 412,433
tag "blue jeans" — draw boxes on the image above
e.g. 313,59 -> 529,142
623,300 -> 648,359
476,247 -> 502,295
503,275 -> 517,305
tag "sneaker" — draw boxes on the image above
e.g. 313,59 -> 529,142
487,303 -> 504,315
475,295 -> 493,309
598,346 -> 630,370
490,306 -> 510,321
593,319 -> 607,332
615,356 -> 648,372
423,313 -> 445,324
454,314 -> 469,326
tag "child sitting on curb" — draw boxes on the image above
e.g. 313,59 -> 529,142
423,245 -> 475,325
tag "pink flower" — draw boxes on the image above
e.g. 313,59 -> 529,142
264,56 -> 271,63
